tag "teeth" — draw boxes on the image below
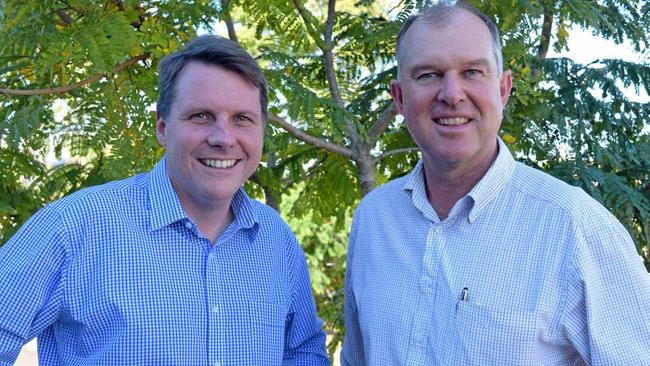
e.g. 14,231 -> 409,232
201,159 -> 236,168
436,117 -> 469,126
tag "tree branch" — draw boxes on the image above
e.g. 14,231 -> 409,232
322,0 -> 343,107
321,0 -> 361,145
292,0 -> 326,50
0,53 -> 150,97
249,172 -> 279,210
269,114 -> 354,159
296,0 -> 359,147
111,0 -> 126,11
367,102 -> 397,144
56,9 -> 73,25
533,7 -> 554,77
220,0 -> 238,43
373,147 -> 419,163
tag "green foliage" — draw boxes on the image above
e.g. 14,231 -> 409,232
280,185 -> 349,358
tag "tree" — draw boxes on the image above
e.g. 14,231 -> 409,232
1,0 -> 649,359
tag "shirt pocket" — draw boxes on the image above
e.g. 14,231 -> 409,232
454,300 -> 539,365
247,300 -> 286,363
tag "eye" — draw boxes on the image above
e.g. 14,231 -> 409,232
233,114 -> 254,125
189,112 -> 211,121
416,72 -> 439,81
465,69 -> 482,76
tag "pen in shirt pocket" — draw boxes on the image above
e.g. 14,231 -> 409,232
455,287 -> 469,315
460,287 -> 469,302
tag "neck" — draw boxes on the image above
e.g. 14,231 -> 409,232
197,205 -> 234,244
180,196 -> 234,244
422,149 -> 498,221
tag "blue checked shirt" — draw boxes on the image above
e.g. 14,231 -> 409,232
0,157 -> 328,366
342,139 -> 650,365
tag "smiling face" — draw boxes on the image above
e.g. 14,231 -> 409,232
391,9 -> 512,176
156,61 -> 263,212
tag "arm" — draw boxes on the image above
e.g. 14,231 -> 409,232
340,212 -> 366,366
282,237 -> 329,366
561,208 -> 650,364
0,207 -> 68,364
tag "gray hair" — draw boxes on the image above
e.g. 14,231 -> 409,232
395,1 -> 504,79
157,35 -> 268,121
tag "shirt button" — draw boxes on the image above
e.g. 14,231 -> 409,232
211,305 -> 219,313
214,362 -> 221,366
419,276 -> 433,293
415,334 -> 425,345
185,221 -> 192,230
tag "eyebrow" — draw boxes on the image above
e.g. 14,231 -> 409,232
463,58 -> 493,70
409,57 -> 495,76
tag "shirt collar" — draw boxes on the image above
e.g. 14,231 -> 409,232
404,160 -> 440,222
149,156 -> 259,231
466,137 -> 516,222
230,188 -> 258,230
150,156 -> 188,230
403,137 -> 516,223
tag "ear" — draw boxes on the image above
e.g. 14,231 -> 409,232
499,70 -> 513,107
156,111 -> 167,147
390,79 -> 405,114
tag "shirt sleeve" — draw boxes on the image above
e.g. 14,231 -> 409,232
561,208 -> 650,365
340,211 -> 366,366
0,206 -> 69,363
282,233 -> 329,366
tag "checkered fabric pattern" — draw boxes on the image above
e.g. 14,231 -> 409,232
0,157 -> 328,366
341,138 -> 650,365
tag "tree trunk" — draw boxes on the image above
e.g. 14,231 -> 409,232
356,154 -> 376,196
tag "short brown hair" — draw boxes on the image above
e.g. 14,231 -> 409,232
157,35 -> 268,121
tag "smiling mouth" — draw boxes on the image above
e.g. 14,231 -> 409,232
200,158 -> 237,169
435,117 -> 470,126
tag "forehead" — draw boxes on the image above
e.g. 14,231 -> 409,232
175,61 -> 255,91
173,61 -> 261,111
400,10 -> 497,70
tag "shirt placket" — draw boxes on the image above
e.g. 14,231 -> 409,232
205,242 -> 222,366
405,222 -> 443,365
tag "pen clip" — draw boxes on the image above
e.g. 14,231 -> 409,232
460,287 -> 469,302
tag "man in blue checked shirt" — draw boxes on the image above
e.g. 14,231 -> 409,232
0,35 -> 328,365
342,2 -> 650,365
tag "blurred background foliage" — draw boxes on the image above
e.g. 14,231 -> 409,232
1,0 -> 648,359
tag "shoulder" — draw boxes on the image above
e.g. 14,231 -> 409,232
244,198 -> 310,280
248,199 -> 292,231
3,173 -> 148,264
246,198 -> 300,249
37,173 -> 151,242
49,173 -> 148,215
357,174 -> 411,212
509,162 -> 627,239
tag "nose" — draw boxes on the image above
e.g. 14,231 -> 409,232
207,119 -> 236,148
437,74 -> 465,106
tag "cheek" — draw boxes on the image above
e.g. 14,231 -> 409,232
166,135 -> 201,163
249,139 -> 264,160
244,128 -> 265,155
406,89 -> 434,110
476,85 -> 504,109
